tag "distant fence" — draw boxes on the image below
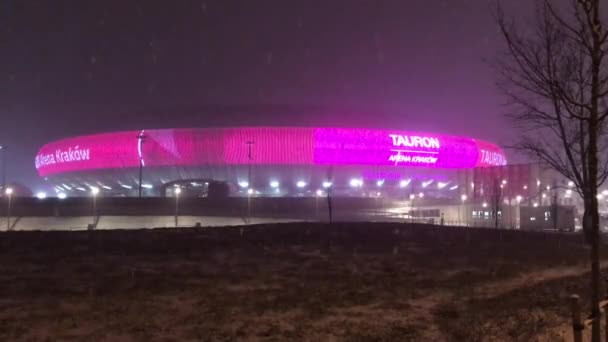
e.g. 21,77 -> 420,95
0,196 -> 391,220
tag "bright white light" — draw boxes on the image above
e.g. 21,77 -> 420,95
566,189 -> 573,197
461,194 -> 467,201
120,184 -> 133,190
270,181 -> 280,188
238,181 -> 249,188
471,182 -> 475,188
316,189 -> 324,197
502,179 -> 507,185
376,180 -> 384,187
349,178 -> 363,187
602,190 -> 608,196
76,187 -> 86,192
568,181 -> 575,187
409,194 -> 415,200
437,182 -> 448,189
482,202 -> 487,208
546,185 -> 550,190
422,180 -> 433,188
36,192 -> 47,200
247,188 -> 254,195
376,192 -> 381,197
175,187 -> 182,195
57,193 -> 67,199
90,187 -> 100,195
141,184 -> 153,189
296,181 -> 307,188
523,185 -> 528,190
533,202 -> 539,207
322,181 -> 333,188
4,188 -> 13,196
598,194 -> 604,200
542,193 -> 547,198
62,184 -> 72,190
537,180 -> 541,186
516,195 -> 522,203
101,185 -> 112,190
418,192 -> 424,198
449,185 -> 459,191
399,179 -> 411,188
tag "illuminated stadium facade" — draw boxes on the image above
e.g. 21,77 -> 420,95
35,127 -> 509,198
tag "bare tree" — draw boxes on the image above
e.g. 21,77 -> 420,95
495,0 -> 608,339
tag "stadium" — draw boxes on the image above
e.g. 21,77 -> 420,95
31,126 -> 585,230
34,127 -> 514,198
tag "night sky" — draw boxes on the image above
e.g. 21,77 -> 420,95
1,0 -> 532,190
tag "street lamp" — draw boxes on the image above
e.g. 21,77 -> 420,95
247,188 -> 254,223
409,193 -> 416,222
5,187 -> 12,230
516,195 -> 522,229
0,145 -> 5,197
91,187 -> 100,219
174,187 -> 181,227
460,194 -> 467,226
316,189 -> 323,219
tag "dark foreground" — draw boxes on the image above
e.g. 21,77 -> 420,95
0,223 -> 601,341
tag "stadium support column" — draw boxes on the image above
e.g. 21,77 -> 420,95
246,141 -> 255,190
137,131 -> 147,198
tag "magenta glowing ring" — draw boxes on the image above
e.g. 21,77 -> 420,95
34,127 -> 506,177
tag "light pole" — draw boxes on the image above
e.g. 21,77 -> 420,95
91,187 -> 100,219
316,189 -> 323,220
409,193 -> 415,223
247,188 -> 253,224
0,145 -> 6,197
174,187 -> 181,227
137,131 -> 147,198
515,195 -> 522,229
460,194 -> 467,226
5,187 -> 12,230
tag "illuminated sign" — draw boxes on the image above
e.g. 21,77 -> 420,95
35,146 -> 91,169
480,149 -> 507,166
389,134 -> 440,149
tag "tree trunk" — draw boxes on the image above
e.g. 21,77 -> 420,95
583,205 -> 593,245
588,0 -> 602,338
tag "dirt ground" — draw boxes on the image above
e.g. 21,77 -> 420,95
0,223 -> 602,341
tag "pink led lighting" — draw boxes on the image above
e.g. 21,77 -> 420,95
35,127 -> 506,177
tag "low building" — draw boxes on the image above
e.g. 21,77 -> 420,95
519,205 -> 576,231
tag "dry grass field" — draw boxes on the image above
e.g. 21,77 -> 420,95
0,223 -> 602,341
